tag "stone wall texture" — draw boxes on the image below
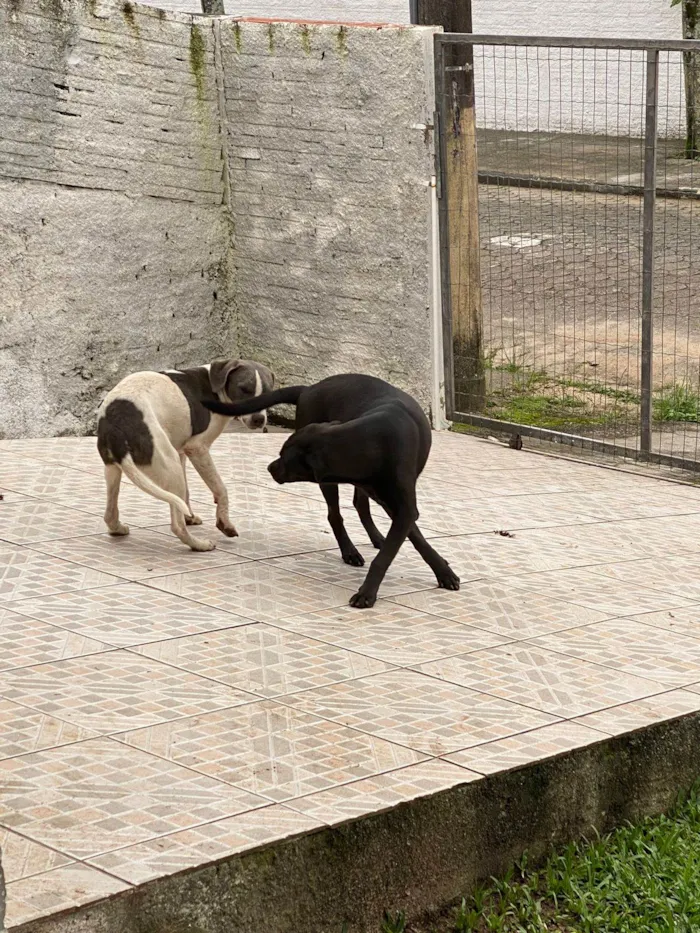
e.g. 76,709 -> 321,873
0,1 -> 436,436
221,21 -> 435,406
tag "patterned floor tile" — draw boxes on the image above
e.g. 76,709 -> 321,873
415,494 -> 600,536
273,603 -> 509,666
268,548 -> 461,599
446,722 -> 606,775
53,485 -> 214,529
573,690 -> 700,736
0,651 -> 254,734
32,529 -> 251,581
116,700 -> 424,801
286,760 -> 480,826
423,532 -> 607,578
0,464 -> 107,500
0,738 -> 266,858
495,568 -> 695,616
5,864 -> 129,928
0,548 -> 119,603
283,671 -> 558,755
88,806 -> 321,885
416,645 -> 666,719
0,698 -> 97,760
391,581 -> 611,640
0,487 -> 34,505
543,491 -> 700,522
535,518 -> 700,562
5,584 -> 251,648
0,827 -> 73,882
627,605 -> 700,639
148,519 -> 338,560
133,624 -> 390,697
583,557 -> 700,602
531,619 -> 700,687
145,563 -> 356,623
0,499 -> 107,544
0,607 -> 110,670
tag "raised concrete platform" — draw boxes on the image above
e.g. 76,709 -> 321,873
3,431 -> 700,931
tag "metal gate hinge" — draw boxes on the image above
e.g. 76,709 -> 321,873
445,64 -> 473,72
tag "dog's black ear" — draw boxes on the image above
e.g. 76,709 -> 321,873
305,448 -> 327,482
210,359 -> 241,398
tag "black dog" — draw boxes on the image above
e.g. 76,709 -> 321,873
204,374 -> 460,608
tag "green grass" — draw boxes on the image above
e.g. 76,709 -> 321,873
390,787 -> 700,933
653,384 -> 700,423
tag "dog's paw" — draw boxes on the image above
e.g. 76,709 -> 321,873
437,566 -> 461,591
349,590 -> 377,609
191,538 -> 216,552
108,523 -> 130,537
186,514 -> 203,526
369,534 -> 385,550
342,549 -> 365,567
216,518 -> 239,538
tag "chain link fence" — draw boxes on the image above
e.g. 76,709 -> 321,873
436,34 -> 700,472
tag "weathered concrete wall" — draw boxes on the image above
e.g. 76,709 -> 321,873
222,21 -> 437,412
0,0 -> 232,437
140,0 -> 412,21
0,2 -> 438,436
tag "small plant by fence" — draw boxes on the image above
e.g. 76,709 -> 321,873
436,34 -> 700,472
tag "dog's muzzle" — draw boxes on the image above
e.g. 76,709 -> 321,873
268,459 -> 285,483
244,411 -> 267,431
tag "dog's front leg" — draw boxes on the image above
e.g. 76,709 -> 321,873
320,484 -> 364,566
185,447 -> 238,538
349,510 -> 414,609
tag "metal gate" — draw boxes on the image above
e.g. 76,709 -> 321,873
435,34 -> 700,471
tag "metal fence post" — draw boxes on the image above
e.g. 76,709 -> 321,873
641,48 -> 659,454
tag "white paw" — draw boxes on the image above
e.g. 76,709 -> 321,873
191,538 -> 216,552
186,514 -> 203,526
108,523 -> 130,537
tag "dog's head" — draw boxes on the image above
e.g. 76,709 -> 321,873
209,359 -> 275,431
268,424 -> 338,484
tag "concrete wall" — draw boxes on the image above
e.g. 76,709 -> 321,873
222,21 -> 436,408
0,1 -> 231,437
0,1 -> 438,436
142,0 -> 412,21
147,0 -> 687,138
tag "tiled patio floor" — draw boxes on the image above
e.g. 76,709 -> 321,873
4,430 -> 700,927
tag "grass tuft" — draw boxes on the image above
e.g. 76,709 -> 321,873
400,786 -> 700,932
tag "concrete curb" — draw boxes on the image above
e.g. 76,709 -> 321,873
12,709 -> 700,933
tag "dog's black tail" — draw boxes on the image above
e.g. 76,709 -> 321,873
203,385 -> 306,417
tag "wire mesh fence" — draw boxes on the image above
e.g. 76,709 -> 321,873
435,35 -> 700,472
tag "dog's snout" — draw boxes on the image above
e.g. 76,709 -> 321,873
268,459 -> 284,483
250,413 -> 266,428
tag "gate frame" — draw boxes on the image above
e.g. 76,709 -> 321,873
434,33 -> 700,472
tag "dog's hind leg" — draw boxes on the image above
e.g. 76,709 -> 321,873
321,484 -> 364,566
147,446 -> 214,551
180,453 -> 202,526
104,464 -> 129,536
407,525 -> 460,591
353,488 -> 385,549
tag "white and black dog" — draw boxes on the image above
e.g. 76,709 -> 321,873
97,358 -> 274,551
